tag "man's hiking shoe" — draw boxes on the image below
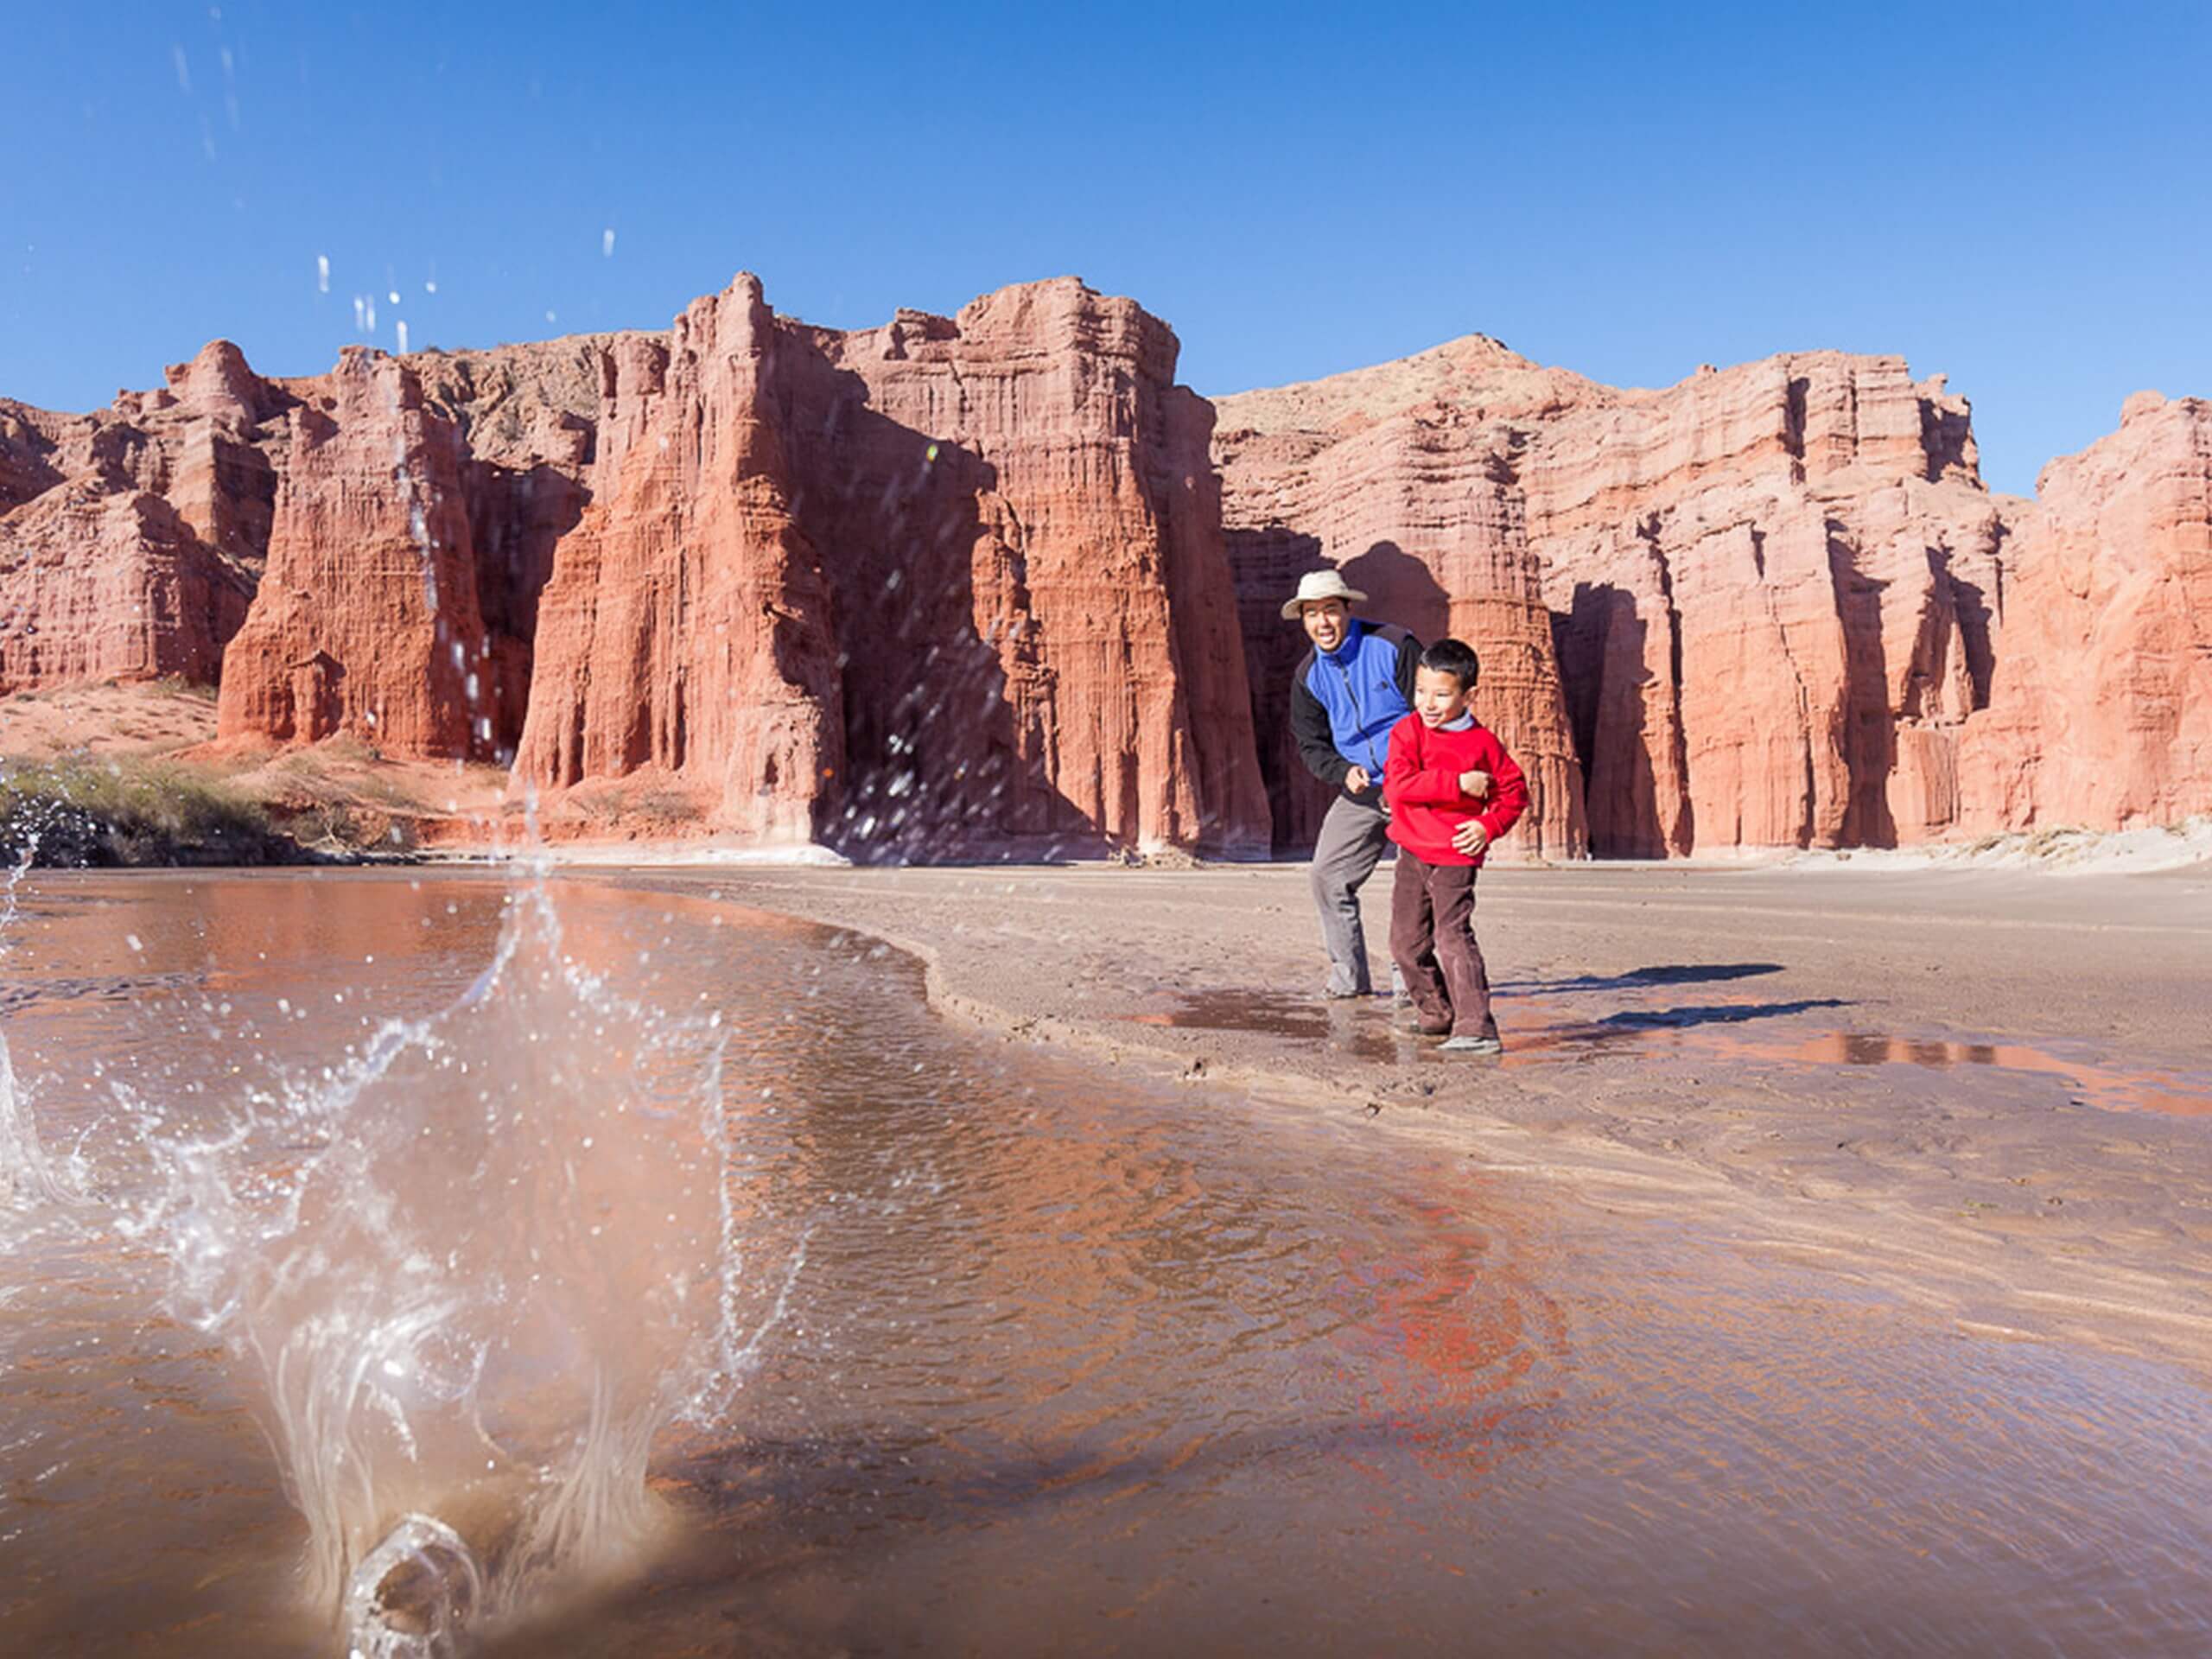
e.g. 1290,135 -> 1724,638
1440,1034 -> 1503,1056
1321,983 -> 1369,1001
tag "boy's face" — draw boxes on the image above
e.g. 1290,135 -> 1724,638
1300,598 -> 1350,653
1413,664 -> 1472,728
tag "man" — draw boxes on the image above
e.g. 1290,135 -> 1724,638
1284,569 -> 1421,999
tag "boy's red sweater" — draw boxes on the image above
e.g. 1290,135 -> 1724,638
1382,714 -> 1529,866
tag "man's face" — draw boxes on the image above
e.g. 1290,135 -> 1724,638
1300,598 -> 1350,653
1413,664 -> 1472,728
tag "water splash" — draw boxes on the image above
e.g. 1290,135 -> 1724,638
343,1514 -> 483,1659
125,881 -> 797,1649
0,835 -> 87,1218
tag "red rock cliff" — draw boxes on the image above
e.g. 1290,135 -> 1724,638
763,276 -> 1270,856
214,348 -> 512,758
6,283 -> 2203,861
1216,337 -> 1594,859
1952,392 -> 2212,833
507,281 -> 843,844
0,342 -> 272,693
502,274 -> 1269,856
1213,340 -> 2167,856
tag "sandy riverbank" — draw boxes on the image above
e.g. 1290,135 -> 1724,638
584,859 -> 2212,1379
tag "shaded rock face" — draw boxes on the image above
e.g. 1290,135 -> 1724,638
1214,342 -> 2192,855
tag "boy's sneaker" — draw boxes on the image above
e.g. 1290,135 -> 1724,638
1393,1004 -> 1453,1034
1440,1034 -> 1503,1056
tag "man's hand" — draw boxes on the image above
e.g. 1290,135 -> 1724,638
1344,765 -> 1372,795
1452,819 -> 1491,858
1458,769 -> 1491,798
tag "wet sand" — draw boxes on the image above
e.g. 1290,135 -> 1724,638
609,860 -> 2212,1379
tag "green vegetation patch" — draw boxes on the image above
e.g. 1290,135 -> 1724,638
0,757 -> 306,868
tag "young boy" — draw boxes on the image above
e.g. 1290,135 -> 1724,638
1382,639 -> 1529,1054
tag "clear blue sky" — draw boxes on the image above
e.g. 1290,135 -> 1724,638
3,2 -> 2206,496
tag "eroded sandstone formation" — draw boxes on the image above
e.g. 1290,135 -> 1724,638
1216,338 -> 1596,859
0,343 -> 271,693
1215,340 -> 2201,855
501,274 -> 1272,854
1953,392 -> 2212,834
505,283 -> 843,844
215,348 -> 506,758
3,276 -> 2204,859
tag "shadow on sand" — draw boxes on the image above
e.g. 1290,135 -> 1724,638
1493,963 -> 1785,996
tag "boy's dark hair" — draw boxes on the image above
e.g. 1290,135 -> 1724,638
1419,638 -> 1480,692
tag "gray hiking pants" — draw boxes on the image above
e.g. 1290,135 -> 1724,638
1310,791 -> 1404,997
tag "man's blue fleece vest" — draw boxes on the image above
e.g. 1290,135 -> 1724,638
1305,620 -> 1412,775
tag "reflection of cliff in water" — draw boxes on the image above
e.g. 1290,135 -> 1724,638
6,874 -> 2212,1656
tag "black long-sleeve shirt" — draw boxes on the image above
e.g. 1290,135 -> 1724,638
1288,624 -> 1422,803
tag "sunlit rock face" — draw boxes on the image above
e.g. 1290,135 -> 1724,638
1215,337 -> 1595,860
5,283 -> 2204,858
214,348 -> 518,760
506,280 -> 842,846
501,273 -> 1269,855
0,342 -> 272,693
0,277 -> 1270,858
0,339 -> 561,762
1952,393 -> 2212,835
1214,340 -> 2195,856
770,276 -> 1270,857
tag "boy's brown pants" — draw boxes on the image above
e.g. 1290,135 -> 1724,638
1389,852 -> 1497,1039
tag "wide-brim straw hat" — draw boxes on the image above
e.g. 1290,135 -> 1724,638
1280,568 -> 1369,620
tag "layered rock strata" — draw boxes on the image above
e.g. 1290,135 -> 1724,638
1954,392 -> 2212,833
1213,341 -> 2167,855
5,280 -> 2205,860
216,349 -> 509,758
506,284 -> 843,843
0,339 -> 568,763
759,277 -> 1269,856
1216,337 -> 1595,858
0,277 -> 1270,857
0,343 -> 273,692
501,276 -> 1270,854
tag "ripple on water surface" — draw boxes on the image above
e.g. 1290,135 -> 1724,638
0,873 -> 2208,1656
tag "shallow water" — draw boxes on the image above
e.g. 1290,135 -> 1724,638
3,872 -> 2210,1655
1125,977 -> 2212,1114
